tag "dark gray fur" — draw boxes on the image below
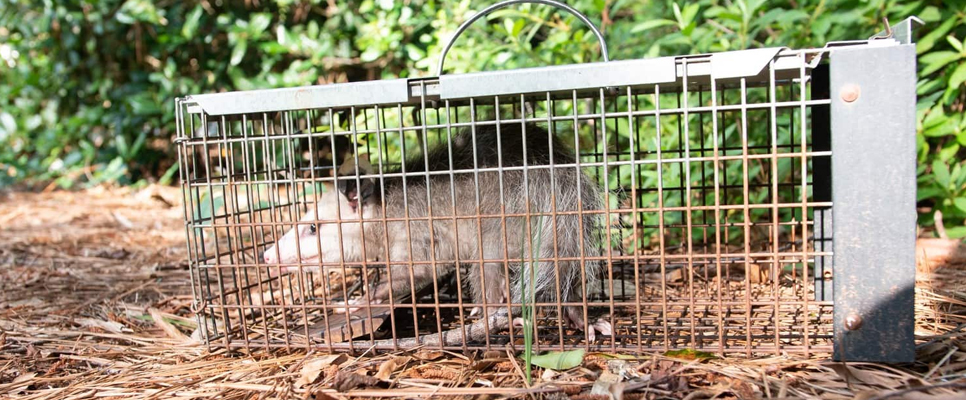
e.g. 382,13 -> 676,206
336,122 -> 605,346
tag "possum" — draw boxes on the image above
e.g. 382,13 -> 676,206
263,123 -> 611,346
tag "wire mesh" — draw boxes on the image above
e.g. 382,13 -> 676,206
177,49 -> 833,356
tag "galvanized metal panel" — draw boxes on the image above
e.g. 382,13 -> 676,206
438,57 -> 676,99
710,48 -> 783,80
186,79 -> 411,116
831,44 -> 916,362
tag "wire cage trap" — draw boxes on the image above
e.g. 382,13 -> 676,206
175,2 -> 920,362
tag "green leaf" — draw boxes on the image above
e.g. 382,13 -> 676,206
934,160 -> 952,189
945,226 -> 966,239
630,19 -> 675,33
948,35 -> 964,53
672,3 -> 685,29
665,348 -> 716,360
360,47 -> 382,63
920,51 -> 962,76
681,3 -> 700,27
918,18 -> 958,54
249,13 -> 272,36
0,112 -> 16,134
924,120 -> 956,138
158,163 -> 179,186
182,6 -> 203,38
127,93 -> 161,115
949,62 -> 966,89
529,349 -> 585,370
230,40 -> 248,66
918,6 -> 942,23
918,76 -> 945,96
511,18 -> 524,37
954,198 -> 966,214
918,186 -> 945,201
940,142 -> 961,162
116,0 -> 166,25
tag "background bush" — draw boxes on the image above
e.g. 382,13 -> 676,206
0,0 -> 963,237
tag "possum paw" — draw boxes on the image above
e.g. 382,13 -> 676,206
593,318 -> 613,336
469,307 -> 481,317
581,318 -> 613,343
332,298 -> 383,314
512,317 -> 525,328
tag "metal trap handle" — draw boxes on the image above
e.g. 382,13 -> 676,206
435,0 -> 610,76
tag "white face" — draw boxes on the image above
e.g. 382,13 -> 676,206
262,190 -> 369,272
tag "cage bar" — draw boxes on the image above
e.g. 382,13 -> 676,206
174,31 -> 917,361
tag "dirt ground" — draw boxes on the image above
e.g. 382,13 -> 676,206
1,186 -> 965,399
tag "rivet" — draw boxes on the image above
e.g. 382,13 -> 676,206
823,270 -> 833,279
840,84 -> 860,103
844,313 -> 863,331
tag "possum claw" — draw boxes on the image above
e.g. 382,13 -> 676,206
593,318 -> 613,336
469,307 -> 481,317
329,298 -> 380,314
343,298 -> 384,314
583,318 -> 613,343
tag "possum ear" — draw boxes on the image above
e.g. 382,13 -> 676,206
336,155 -> 375,213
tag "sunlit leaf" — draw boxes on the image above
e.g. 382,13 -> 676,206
630,19 -> 675,33
116,0 -> 166,25
664,348 -> 716,360
949,62 -> 966,89
230,40 -> 248,66
945,226 -> 966,239
529,349 -> 585,370
921,51 -> 961,76
947,36 -> 964,53
954,198 -> 966,214
182,6 -> 203,38
249,13 -> 272,36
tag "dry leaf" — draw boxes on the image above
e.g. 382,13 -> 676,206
668,268 -> 685,283
374,356 -> 411,380
590,369 -> 623,396
413,349 -> 445,361
471,358 -> 502,371
747,263 -> 770,284
312,391 -> 340,400
481,350 -> 505,359
332,370 -> 382,392
295,354 -> 348,388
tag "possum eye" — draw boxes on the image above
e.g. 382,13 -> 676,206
308,224 -> 317,235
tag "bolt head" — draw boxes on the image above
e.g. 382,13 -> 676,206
840,84 -> 860,103
844,313 -> 863,331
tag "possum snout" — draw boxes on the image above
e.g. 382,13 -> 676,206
261,190 -> 366,269
262,223 -> 321,265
